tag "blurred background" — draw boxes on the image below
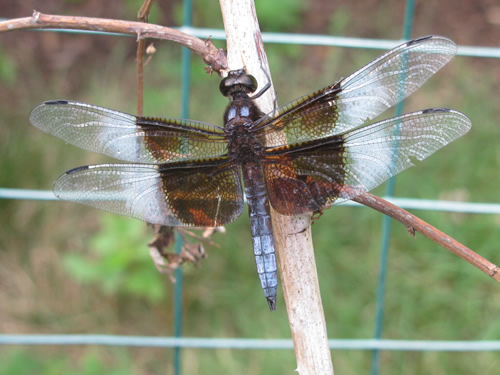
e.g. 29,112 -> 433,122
0,0 -> 499,374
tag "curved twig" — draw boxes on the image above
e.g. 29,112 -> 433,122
352,190 -> 500,282
0,11 -> 227,73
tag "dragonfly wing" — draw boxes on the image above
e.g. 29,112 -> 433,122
257,36 -> 457,147
30,100 -> 227,164
264,108 -> 471,215
54,159 -> 244,227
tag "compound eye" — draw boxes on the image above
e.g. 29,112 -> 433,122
219,75 -> 236,96
219,70 -> 258,96
237,74 -> 258,93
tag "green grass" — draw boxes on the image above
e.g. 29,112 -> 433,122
1,5 -> 499,374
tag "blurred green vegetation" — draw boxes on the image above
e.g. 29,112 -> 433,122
1,1 -> 499,375
62,214 -> 167,303
0,349 -> 133,375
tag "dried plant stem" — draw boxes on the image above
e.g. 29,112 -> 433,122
136,0 -> 155,115
353,191 -> 500,281
219,1 -> 334,374
0,11 -> 227,73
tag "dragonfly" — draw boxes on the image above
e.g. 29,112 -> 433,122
30,35 -> 471,310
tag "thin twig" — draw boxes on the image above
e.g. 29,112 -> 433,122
0,11 -> 227,73
352,191 -> 500,281
136,0 -> 155,115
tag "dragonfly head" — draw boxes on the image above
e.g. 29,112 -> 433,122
219,69 -> 258,98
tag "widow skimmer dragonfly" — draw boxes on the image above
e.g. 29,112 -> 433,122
30,35 -> 471,310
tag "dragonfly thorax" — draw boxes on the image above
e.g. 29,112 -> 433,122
223,76 -> 266,164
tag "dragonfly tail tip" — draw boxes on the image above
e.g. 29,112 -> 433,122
267,296 -> 277,311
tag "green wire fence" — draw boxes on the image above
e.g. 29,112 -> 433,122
1,1 -> 500,374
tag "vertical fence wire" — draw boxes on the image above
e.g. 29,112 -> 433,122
371,0 -> 415,374
173,0 -> 193,373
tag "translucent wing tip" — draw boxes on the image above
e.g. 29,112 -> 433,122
433,108 -> 473,137
408,35 -> 457,52
29,99 -> 72,131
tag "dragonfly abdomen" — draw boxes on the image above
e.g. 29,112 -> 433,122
242,161 -> 278,310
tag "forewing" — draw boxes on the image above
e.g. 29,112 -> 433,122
30,100 -> 227,164
264,109 -> 471,215
257,36 -> 457,147
54,160 -> 243,227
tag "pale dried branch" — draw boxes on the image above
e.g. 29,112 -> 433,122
0,11 -> 227,73
219,0 -> 334,374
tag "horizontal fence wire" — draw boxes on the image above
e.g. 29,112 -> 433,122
14,23 -> 500,58
2,187 -> 500,214
181,27 -> 500,58
1,19 -> 499,355
1,335 -> 500,351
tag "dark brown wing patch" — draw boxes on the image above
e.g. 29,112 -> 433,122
137,116 -> 227,163
160,159 -> 244,226
263,136 -> 347,215
254,84 -> 341,148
